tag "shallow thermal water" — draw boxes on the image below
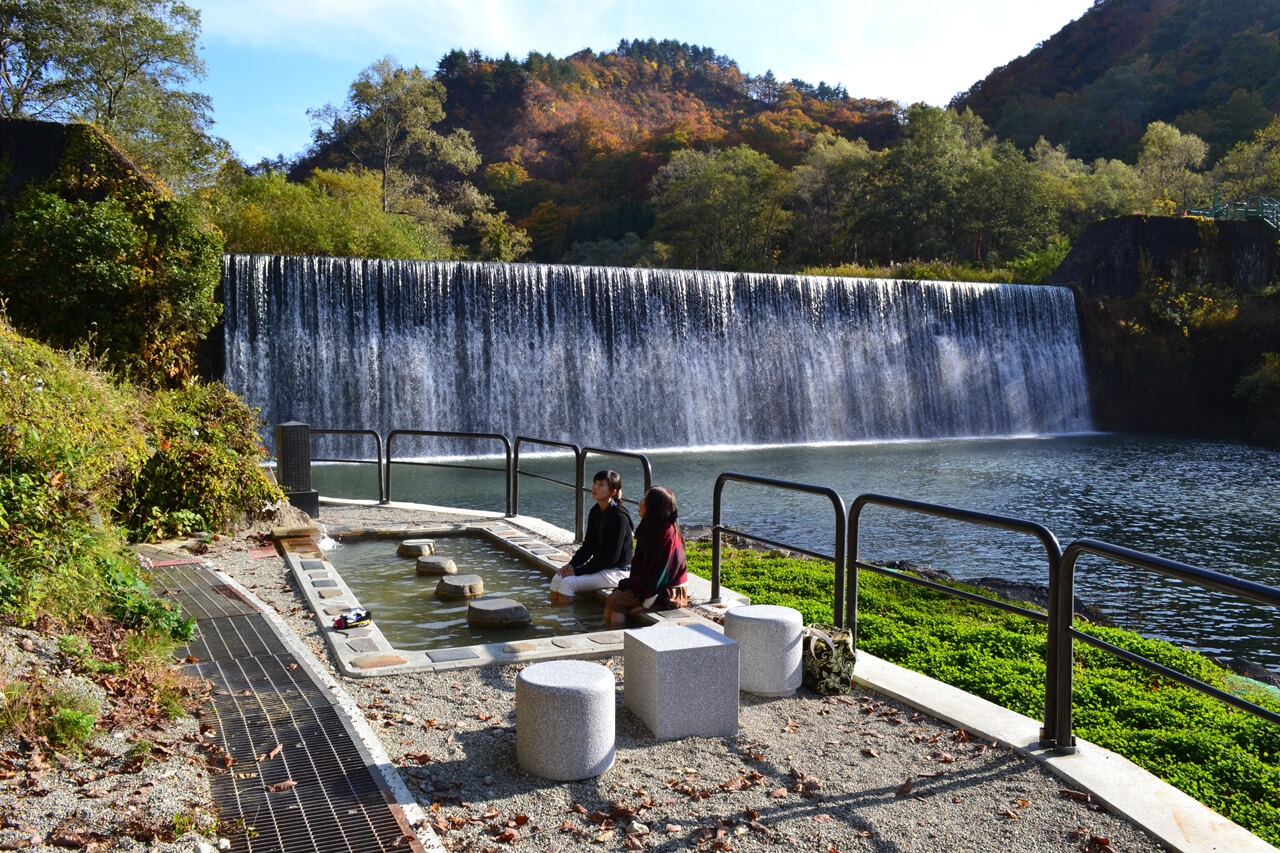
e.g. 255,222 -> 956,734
325,536 -> 606,651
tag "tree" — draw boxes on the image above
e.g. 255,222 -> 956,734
309,56 -> 480,215
206,164 -> 454,260
0,130 -> 222,385
0,0 -> 65,118
789,132 -> 873,264
0,0 -> 223,189
1136,121 -> 1208,214
1212,114 -> 1280,200
651,145 -> 791,271
849,106 -> 989,264
307,56 -> 527,260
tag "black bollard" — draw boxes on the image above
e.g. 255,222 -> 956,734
275,421 -> 319,517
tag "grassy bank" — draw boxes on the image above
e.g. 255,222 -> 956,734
685,541 -> 1280,845
0,320 -> 282,747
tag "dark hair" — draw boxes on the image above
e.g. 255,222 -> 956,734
593,469 -> 622,500
641,486 -> 678,527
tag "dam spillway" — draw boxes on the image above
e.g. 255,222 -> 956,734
221,255 -> 1093,450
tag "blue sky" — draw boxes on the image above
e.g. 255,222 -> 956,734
192,0 -> 1097,164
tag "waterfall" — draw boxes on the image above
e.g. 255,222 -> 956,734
222,255 -> 1093,452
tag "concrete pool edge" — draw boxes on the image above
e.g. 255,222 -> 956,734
275,502 -> 748,678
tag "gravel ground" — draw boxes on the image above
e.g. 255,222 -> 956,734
0,502 -> 1172,852
0,628 -> 221,853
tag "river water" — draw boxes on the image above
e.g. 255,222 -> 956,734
311,432 -> 1280,671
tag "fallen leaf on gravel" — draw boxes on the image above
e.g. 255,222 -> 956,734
860,747 -> 878,757
570,804 -> 588,814
812,814 -> 832,823
265,780 -> 297,792
403,752 -> 434,764
894,777 -> 913,797
495,829 -> 520,843
477,713 -> 493,721
481,809 -> 500,819
1015,798 -> 1030,808
594,830 -> 614,842
1000,808 -> 1019,819
768,788 -> 787,799
624,838 -> 644,850
1059,789 -> 1092,803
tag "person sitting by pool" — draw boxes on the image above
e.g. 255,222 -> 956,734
549,469 -> 634,605
604,486 -> 689,626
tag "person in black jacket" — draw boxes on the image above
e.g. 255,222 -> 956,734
549,470 -> 634,605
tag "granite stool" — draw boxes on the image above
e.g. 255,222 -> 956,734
723,604 -> 804,697
516,660 -> 615,780
623,624 -> 738,739
397,538 -> 436,558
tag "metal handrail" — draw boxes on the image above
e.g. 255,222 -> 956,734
1057,538 -> 1280,747
1187,195 -> 1279,232
309,429 -> 385,503
579,446 -> 654,512
385,430 -> 513,514
848,494 -> 1069,749
513,436 -> 582,536
711,473 -> 846,621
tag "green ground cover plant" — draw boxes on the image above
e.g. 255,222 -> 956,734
0,319 -> 282,746
685,541 -> 1280,845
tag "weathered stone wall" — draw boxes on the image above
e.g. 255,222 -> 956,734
1056,215 -> 1280,443
1,118 -> 167,226
0,119 -> 71,223
1050,214 -> 1280,298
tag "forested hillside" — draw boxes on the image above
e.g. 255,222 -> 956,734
295,39 -> 901,260
953,0 -> 1280,160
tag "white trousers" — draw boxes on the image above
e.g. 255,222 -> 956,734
550,567 -> 628,598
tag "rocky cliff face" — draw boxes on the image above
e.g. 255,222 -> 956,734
1050,215 -> 1280,299
1053,215 -> 1280,442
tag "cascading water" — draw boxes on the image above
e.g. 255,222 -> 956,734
222,255 -> 1093,451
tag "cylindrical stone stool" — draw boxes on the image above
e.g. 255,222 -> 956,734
516,660 -> 615,781
468,597 -> 532,627
435,573 -> 483,599
417,555 -> 457,575
723,604 -> 804,697
398,538 -> 436,558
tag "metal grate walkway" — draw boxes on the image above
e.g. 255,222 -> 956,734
141,547 -> 423,853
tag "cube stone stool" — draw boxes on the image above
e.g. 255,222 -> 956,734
723,604 -> 804,697
623,624 -> 739,740
516,660 -> 615,780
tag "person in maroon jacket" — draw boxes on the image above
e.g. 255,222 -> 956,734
549,470 -> 634,605
604,486 -> 689,626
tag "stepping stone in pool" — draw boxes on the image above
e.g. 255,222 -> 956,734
398,538 -> 436,558
436,574 -> 484,599
467,597 -> 532,628
416,555 -> 457,575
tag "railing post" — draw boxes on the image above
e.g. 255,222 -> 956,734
506,438 -> 516,517
512,441 -> 523,518
574,452 -> 585,542
711,474 -> 726,604
1041,543 -> 1075,752
385,432 -> 396,504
